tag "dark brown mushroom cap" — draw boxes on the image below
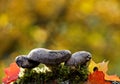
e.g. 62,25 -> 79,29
27,48 -> 71,65
15,55 -> 40,68
65,51 -> 92,66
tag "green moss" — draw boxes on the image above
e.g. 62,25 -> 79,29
14,64 -> 88,84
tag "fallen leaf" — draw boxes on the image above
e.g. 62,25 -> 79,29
2,62 -> 20,84
88,59 -> 120,82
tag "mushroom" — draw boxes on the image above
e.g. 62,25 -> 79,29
15,48 -> 71,68
15,55 -> 40,68
65,51 -> 92,66
27,48 -> 71,65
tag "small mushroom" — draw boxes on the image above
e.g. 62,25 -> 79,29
27,48 -> 71,65
15,55 -> 40,68
65,51 -> 92,66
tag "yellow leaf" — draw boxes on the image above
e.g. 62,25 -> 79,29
88,59 -> 98,73
97,60 -> 109,73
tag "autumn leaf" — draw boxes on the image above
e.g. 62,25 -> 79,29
2,62 -> 20,84
88,69 -> 111,84
88,59 -> 120,82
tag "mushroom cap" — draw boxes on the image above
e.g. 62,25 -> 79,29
15,55 -> 40,68
27,48 -> 71,65
65,51 -> 92,66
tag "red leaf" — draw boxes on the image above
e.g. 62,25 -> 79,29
2,62 -> 20,84
88,70 -> 111,84
88,60 -> 120,82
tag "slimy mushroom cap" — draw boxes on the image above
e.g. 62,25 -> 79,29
28,48 -> 71,65
15,55 -> 40,68
65,51 -> 92,66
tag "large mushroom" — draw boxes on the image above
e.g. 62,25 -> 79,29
15,48 -> 71,68
65,51 -> 92,66
27,48 -> 71,65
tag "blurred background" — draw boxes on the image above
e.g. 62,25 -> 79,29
0,0 -> 120,82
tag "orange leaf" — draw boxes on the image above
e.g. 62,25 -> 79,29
105,74 -> 120,82
2,62 -> 20,84
88,59 -> 120,82
88,70 -> 111,84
